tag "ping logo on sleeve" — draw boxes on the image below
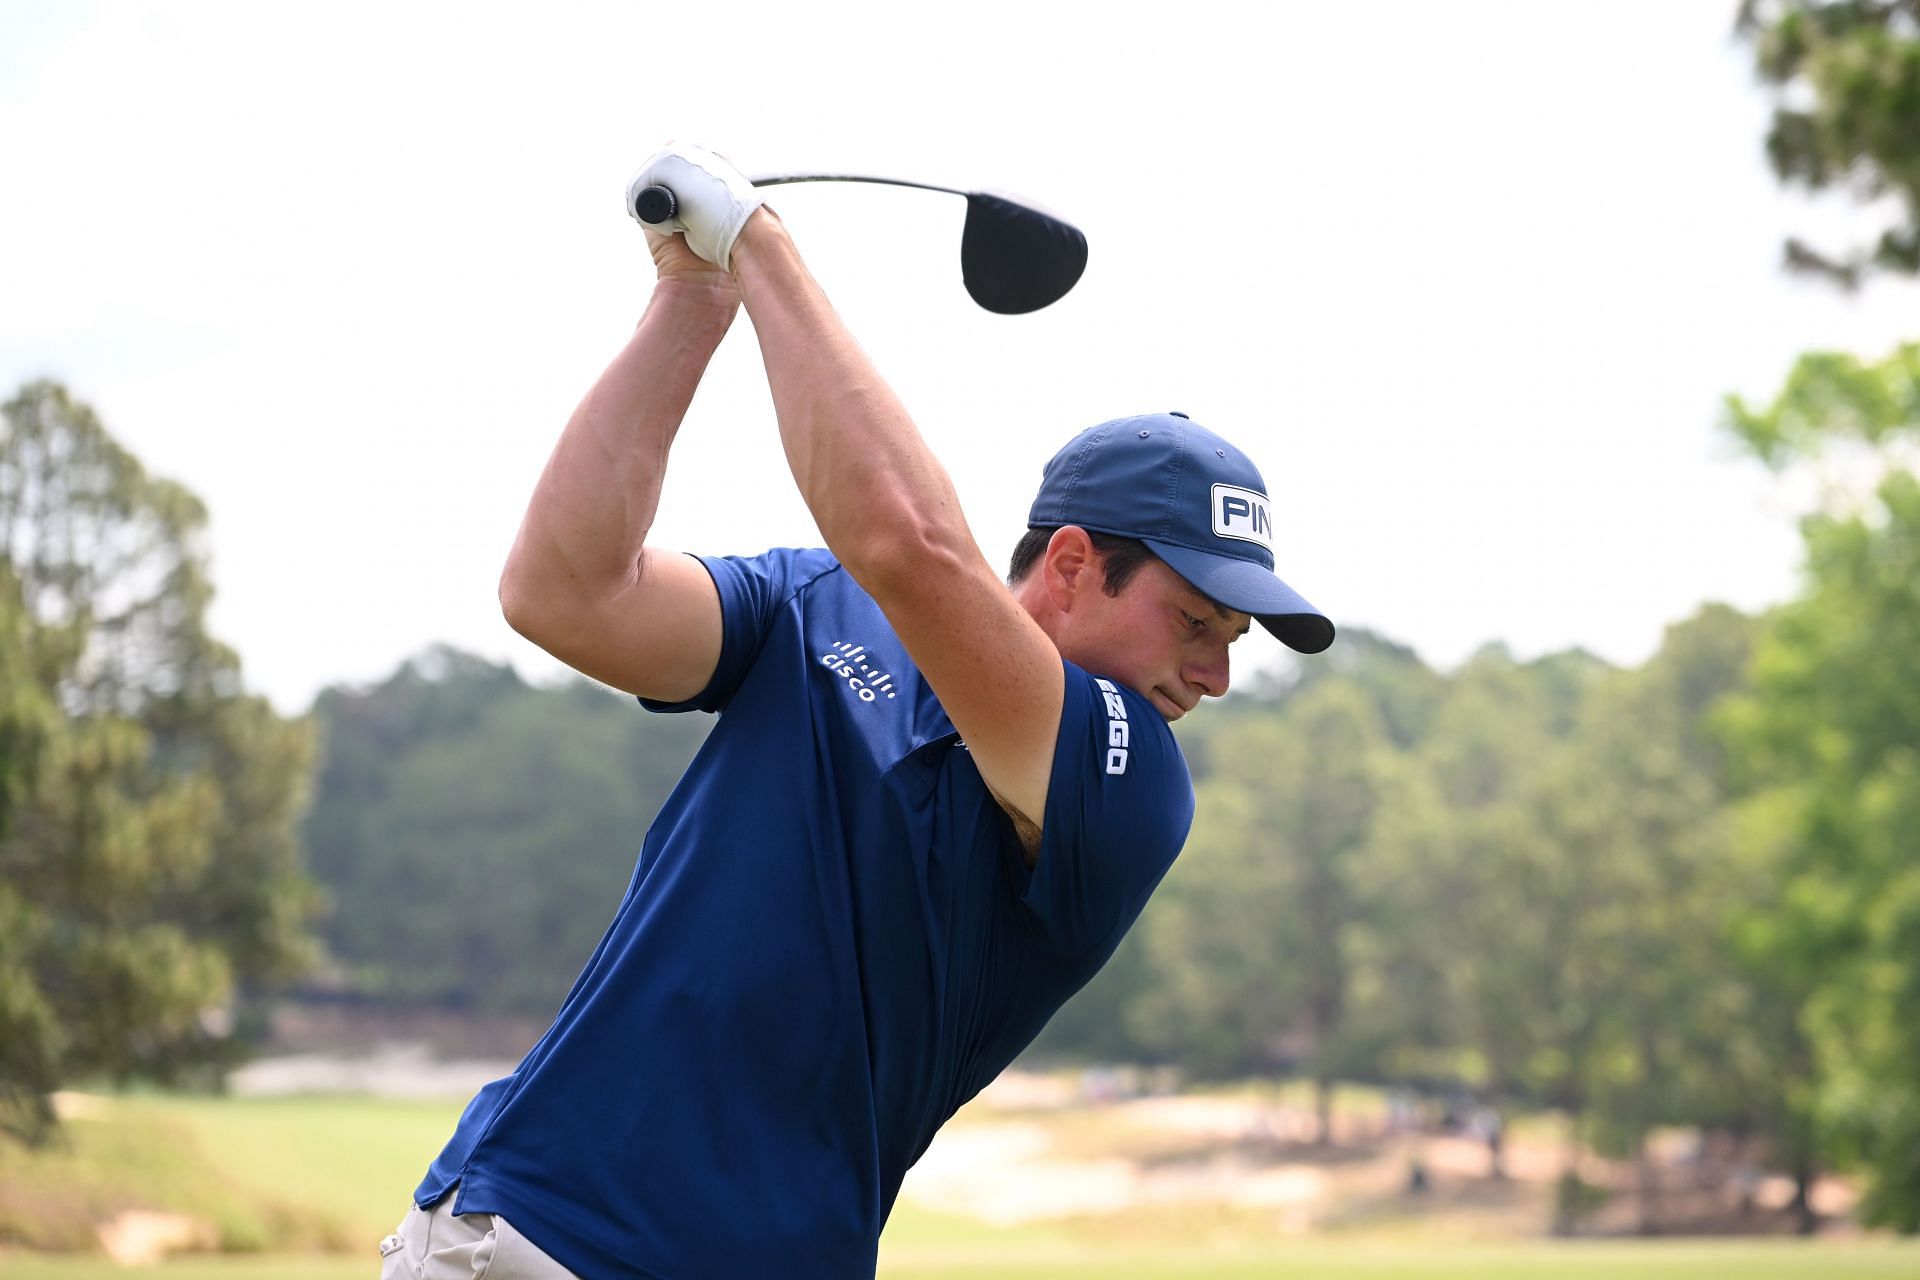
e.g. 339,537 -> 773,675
1211,483 -> 1273,552
1095,677 -> 1130,775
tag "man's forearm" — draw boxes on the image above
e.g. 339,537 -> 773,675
730,212 -> 980,595
500,277 -> 737,622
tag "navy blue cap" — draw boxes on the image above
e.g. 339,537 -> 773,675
1028,413 -> 1334,654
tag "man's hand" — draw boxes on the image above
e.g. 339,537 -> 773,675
646,226 -> 721,278
626,143 -> 765,271
646,226 -> 741,310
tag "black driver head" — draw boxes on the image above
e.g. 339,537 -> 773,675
960,193 -> 1089,314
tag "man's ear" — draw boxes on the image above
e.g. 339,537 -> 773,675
1041,526 -> 1098,612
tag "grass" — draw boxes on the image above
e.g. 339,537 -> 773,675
875,1240 -> 1920,1278
7,1240 -> 1920,1279
0,1262 -> 370,1279
0,1093 -> 466,1252
2,1091 -> 1917,1277
0,1097 -> 336,1253
134,1094 -> 466,1244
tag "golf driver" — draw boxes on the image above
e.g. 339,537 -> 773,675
632,173 -> 1088,315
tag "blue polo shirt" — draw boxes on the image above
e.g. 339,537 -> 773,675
415,548 -> 1193,1279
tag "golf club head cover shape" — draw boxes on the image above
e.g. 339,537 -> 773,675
960,192 -> 1088,313
625,143 -> 764,271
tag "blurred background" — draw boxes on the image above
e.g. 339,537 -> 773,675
5,1 -> 1920,1276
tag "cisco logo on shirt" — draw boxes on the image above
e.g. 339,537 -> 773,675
1211,483 -> 1273,553
819,640 -> 899,703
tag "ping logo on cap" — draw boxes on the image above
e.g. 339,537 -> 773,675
1211,483 -> 1273,551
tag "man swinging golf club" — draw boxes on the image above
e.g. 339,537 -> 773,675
381,143 -> 1333,1279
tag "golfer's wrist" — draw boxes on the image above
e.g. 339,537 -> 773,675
728,207 -> 792,279
651,273 -> 739,320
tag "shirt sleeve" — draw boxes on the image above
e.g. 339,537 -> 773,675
639,547 -> 836,715
1018,660 -> 1196,954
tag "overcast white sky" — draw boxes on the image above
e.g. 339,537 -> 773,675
4,1 -> 1917,713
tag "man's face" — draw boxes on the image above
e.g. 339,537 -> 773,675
1059,556 -> 1252,722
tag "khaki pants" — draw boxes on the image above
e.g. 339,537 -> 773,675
379,1199 -> 580,1279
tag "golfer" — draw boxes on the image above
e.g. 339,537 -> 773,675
381,144 -> 1332,1279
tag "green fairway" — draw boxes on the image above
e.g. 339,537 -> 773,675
135,1094 -> 467,1244
0,1093 -> 470,1251
875,1241 -> 1920,1278
0,1262 -> 368,1280
4,1240 -> 1920,1279
4,1093 -> 1917,1278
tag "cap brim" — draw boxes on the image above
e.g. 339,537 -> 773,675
1144,540 -> 1335,655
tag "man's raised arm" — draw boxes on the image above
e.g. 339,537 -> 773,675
497,236 -> 735,703
729,209 -> 1066,842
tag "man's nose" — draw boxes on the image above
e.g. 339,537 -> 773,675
1185,647 -> 1230,700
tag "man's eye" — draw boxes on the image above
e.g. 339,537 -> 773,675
1181,611 -> 1204,631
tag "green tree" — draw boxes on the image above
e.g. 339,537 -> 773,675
1736,0 -> 1920,1220
1406,621 -> 1797,1234
1739,0 -> 1920,286
0,567 -> 65,1140
1541,608 -> 1773,1233
1352,646 -> 1610,1225
1031,632 -> 1443,1071
302,650 -> 710,1015
1131,676 -> 1396,1140
1722,342 -> 1920,1230
0,381 -> 315,1142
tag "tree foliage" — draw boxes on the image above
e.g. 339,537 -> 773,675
1736,0 -> 1920,1224
0,381 -> 315,1143
1131,679 -> 1391,1127
1023,613 -> 1834,1230
1739,0 -> 1920,286
301,649 -> 710,1016
1720,342 -> 1920,1228
1725,341 -> 1920,466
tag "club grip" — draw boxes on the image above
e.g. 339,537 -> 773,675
633,184 -> 677,225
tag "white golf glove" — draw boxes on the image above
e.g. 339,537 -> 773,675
625,143 -> 764,271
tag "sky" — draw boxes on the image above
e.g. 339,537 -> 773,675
4,1 -> 1917,714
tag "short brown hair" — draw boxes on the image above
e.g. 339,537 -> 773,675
1007,528 -> 1157,596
